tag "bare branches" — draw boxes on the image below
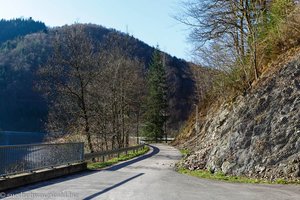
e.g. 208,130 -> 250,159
39,26 -> 146,152
177,1 -> 298,98
39,25 -> 101,152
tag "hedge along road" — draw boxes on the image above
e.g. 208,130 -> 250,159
3,144 -> 300,200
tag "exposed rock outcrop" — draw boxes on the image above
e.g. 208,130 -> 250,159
177,53 -> 300,181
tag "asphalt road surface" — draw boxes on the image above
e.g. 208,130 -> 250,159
3,144 -> 300,200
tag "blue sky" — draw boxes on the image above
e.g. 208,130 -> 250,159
0,0 -> 192,60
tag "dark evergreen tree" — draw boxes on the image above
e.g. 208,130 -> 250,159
0,18 -> 46,44
142,48 -> 168,141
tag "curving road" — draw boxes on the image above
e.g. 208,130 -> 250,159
3,144 -> 300,200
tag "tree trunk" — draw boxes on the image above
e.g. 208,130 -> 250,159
84,113 -> 94,153
136,110 -> 140,144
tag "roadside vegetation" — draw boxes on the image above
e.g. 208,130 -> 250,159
177,149 -> 300,184
87,146 -> 150,170
178,168 -> 300,184
179,149 -> 191,157
177,0 -> 300,107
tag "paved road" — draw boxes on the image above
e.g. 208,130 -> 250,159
3,144 -> 300,200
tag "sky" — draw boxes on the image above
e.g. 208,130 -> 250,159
0,0 -> 192,60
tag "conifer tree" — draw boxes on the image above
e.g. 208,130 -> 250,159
142,48 -> 168,142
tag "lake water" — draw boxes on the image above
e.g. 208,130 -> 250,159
0,131 -> 47,146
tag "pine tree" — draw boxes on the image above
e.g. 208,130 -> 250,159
142,48 -> 168,142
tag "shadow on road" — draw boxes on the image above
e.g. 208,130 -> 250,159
81,145 -> 160,199
4,170 -> 100,195
5,144 -> 159,196
105,144 -> 160,171
83,173 -> 144,200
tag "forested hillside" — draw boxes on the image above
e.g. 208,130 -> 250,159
0,19 -> 203,134
0,18 -> 46,44
0,19 -> 49,131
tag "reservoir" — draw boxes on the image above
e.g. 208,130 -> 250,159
0,131 -> 46,145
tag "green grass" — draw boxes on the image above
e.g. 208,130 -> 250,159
88,146 -> 150,170
178,168 -> 300,184
180,149 -> 191,157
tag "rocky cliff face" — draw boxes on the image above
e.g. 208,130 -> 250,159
177,53 -> 300,181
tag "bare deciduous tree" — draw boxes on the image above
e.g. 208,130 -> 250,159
95,45 -> 145,149
39,25 -> 101,153
176,0 -> 275,86
39,25 -> 146,153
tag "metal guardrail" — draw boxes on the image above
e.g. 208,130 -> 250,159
0,142 -> 84,177
140,138 -> 174,143
84,144 -> 145,160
